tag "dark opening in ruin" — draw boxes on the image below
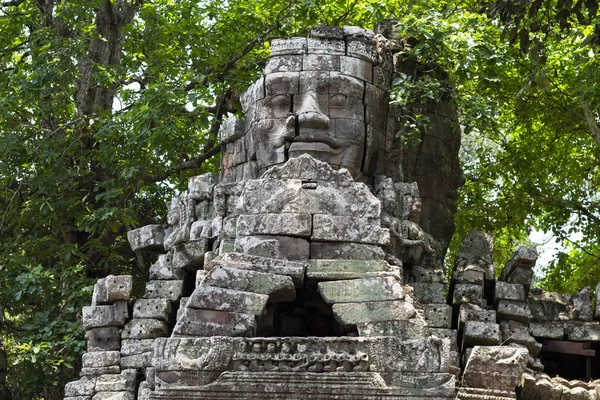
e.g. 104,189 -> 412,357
257,286 -> 349,337
538,340 -> 600,380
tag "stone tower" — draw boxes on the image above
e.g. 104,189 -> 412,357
62,24 -> 600,400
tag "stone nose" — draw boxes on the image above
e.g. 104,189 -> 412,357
296,92 -> 330,129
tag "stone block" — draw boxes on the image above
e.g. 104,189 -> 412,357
307,259 -> 399,282
219,115 -> 247,144
86,327 -> 121,352
307,38 -> 345,55
462,321 -> 501,348
264,72 -> 299,96
186,286 -> 268,316
173,308 -> 256,337
236,213 -> 312,237
137,377 -> 151,400
332,300 -> 416,327
410,267 -> 446,283
318,277 -> 404,304
120,352 -> 152,369
373,65 -> 391,90
529,322 -> 565,339
127,225 -> 164,252
456,388 -> 516,400
92,275 -> 132,305
92,392 -> 135,400
509,246 -> 537,268
497,300 -> 532,323
564,322 -> 600,341
357,319 -> 430,339
133,299 -> 172,322
410,282 -> 446,304
205,252 -> 305,287
340,56 -> 372,82
234,235 -> 310,261
454,231 -> 494,280
430,329 -> 458,351
236,178 -> 381,218
203,266 -> 296,302
172,239 -> 208,271
571,286 -> 593,321
310,241 -> 386,260
459,304 -> 497,333
194,216 -> 219,242
503,265 -> 534,286
82,351 -> 120,368
95,369 -> 137,392
143,280 -> 183,301
113,300 -> 129,322
218,238 -> 236,254
152,336 -> 450,376
452,283 -> 484,306
424,304 -> 452,328
528,289 -> 570,322
81,366 -> 120,376
188,173 -> 218,201
302,54 -> 340,71
82,305 -> 127,329
310,26 -> 344,39
65,376 -> 96,397
149,253 -> 184,280
120,339 -> 155,356
261,153 -> 354,181
347,39 -> 377,63
264,55 -> 303,73
495,281 -> 526,303
499,320 -> 542,357
462,346 -> 529,390
121,319 -> 168,339
454,268 -> 485,285
64,397 -> 91,400
311,214 -> 389,245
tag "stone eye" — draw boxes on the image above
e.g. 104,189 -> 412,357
265,94 -> 291,108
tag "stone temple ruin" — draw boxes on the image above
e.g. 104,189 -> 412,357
63,24 -> 600,400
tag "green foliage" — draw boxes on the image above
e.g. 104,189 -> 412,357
539,244 -> 600,293
386,2 -> 600,287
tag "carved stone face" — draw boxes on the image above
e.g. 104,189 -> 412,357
253,71 -> 366,177
241,31 -> 396,179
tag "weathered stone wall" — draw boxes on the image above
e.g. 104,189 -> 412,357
401,100 -> 463,256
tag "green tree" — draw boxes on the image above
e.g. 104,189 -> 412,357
384,1 -> 599,288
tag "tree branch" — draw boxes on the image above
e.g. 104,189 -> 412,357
185,2 -> 292,92
581,101 -> 600,146
141,144 -> 221,183
1,0 -> 26,7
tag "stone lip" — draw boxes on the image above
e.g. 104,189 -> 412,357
260,154 -> 353,182
152,336 -> 450,375
151,371 -> 456,399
